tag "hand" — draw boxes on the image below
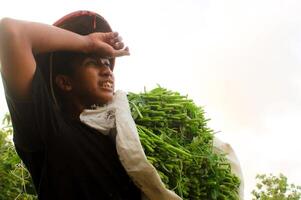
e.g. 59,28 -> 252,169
86,32 -> 130,58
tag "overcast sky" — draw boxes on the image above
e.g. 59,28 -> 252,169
1,0 -> 301,199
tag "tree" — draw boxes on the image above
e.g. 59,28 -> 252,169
0,114 -> 37,200
252,173 -> 301,200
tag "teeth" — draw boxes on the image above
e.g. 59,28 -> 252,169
103,82 -> 112,88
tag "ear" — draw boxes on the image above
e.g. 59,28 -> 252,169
55,75 -> 72,92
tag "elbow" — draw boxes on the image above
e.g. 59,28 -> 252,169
0,17 -> 15,30
0,18 -> 18,42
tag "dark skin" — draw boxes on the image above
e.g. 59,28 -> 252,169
57,57 -> 116,119
0,18 -> 129,119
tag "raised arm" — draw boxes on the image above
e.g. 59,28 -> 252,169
0,18 -> 128,99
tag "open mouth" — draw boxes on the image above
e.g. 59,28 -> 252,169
101,81 -> 113,91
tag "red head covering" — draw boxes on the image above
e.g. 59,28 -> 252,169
35,10 -> 115,107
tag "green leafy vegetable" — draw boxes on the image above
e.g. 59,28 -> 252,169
128,86 -> 240,200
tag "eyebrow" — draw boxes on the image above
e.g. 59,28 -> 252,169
82,57 -> 111,67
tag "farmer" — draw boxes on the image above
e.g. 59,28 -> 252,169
0,11 -> 142,199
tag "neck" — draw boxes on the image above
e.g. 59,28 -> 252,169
61,98 -> 85,121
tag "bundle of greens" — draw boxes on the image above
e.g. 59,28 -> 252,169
128,86 -> 240,200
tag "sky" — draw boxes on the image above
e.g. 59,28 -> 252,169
1,0 -> 301,199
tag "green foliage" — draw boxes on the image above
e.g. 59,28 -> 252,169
252,173 -> 301,200
0,114 -> 37,200
128,87 -> 240,200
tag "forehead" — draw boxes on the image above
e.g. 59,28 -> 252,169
82,55 -> 109,62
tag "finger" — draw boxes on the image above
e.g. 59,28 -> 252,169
110,36 -> 123,45
124,46 -> 129,53
104,32 -> 119,42
114,46 -> 130,57
110,32 -> 119,38
117,36 -> 123,42
114,42 -> 125,50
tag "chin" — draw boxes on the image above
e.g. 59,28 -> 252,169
100,93 -> 114,104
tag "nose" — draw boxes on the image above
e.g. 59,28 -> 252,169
100,66 -> 113,78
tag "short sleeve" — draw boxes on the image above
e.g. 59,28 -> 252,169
2,67 -> 58,152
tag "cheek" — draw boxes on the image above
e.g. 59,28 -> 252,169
71,74 -> 98,96
77,69 -> 98,86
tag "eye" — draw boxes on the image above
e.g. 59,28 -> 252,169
98,58 -> 111,68
83,58 -> 111,68
84,58 -> 98,67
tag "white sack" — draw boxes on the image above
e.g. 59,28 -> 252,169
80,90 -> 244,200
80,90 -> 181,200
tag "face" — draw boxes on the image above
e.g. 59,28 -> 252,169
69,56 -> 115,107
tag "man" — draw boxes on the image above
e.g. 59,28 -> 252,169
0,10 -> 141,199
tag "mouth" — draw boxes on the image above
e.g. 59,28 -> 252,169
101,81 -> 114,91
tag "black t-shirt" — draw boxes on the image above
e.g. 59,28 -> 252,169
2,67 -> 141,200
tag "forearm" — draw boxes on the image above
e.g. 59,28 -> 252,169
0,17 -> 90,55
0,17 -> 91,99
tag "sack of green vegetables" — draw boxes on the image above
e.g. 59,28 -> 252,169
127,87 -> 243,200
80,86 -> 243,200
